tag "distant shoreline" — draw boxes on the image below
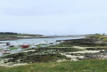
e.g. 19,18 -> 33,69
0,32 -> 86,41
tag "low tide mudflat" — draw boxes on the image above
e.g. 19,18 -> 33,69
0,34 -> 107,72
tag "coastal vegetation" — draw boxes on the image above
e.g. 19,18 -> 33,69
0,34 -> 107,72
0,60 -> 107,72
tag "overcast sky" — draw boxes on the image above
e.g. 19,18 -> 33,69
0,0 -> 107,35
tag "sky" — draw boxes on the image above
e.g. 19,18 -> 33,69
0,0 -> 107,35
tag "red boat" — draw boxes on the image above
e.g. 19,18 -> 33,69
21,44 -> 30,48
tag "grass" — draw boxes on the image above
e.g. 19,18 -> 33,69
9,47 -> 18,50
87,34 -> 107,42
0,60 -> 107,72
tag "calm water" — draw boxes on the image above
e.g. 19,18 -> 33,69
0,36 -> 84,45
0,36 -> 84,56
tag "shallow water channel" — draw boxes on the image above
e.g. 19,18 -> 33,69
0,36 -> 84,56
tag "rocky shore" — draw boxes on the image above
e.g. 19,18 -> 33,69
0,34 -> 107,67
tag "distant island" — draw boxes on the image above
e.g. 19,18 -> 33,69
0,32 -> 86,41
0,32 -> 45,41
